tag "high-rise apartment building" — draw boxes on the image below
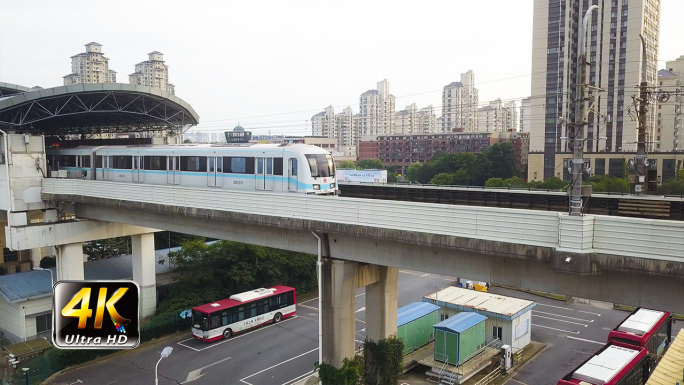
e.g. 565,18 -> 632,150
359,79 -> 395,139
395,104 -> 438,134
441,70 -> 479,132
520,97 -> 532,132
336,107 -> 356,147
129,51 -> 175,95
477,100 -> 518,132
656,56 -> 684,152
530,0 -> 661,179
312,105 -> 336,138
63,42 -> 117,85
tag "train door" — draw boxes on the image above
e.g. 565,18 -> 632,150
102,156 -> 112,180
167,156 -> 180,185
288,158 -> 298,192
255,157 -> 273,191
207,157 -> 223,187
132,156 -> 143,182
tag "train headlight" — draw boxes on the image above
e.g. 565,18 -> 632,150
313,184 -> 320,190
330,183 -> 335,188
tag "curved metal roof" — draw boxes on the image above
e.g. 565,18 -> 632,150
0,82 -> 31,97
0,83 -> 199,134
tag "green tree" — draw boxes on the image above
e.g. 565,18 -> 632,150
183,139 -> 191,143
338,160 -> 356,169
315,356 -> 363,385
503,176 -> 528,188
154,231 -> 205,250
83,236 -> 130,260
430,173 -> 454,185
156,240 -> 317,314
362,336 -> 404,385
659,176 -> 684,195
586,175 -> 629,193
540,176 -> 567,190
485,142 -> 518,180
485,178 -> 505,187
406,162 -> 423,182
356,159 -> 384,170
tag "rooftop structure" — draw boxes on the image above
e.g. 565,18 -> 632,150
616,308 -> 665,336
424,286 -> 535,321
646,329 -> 684,385
570,344 -> 641,384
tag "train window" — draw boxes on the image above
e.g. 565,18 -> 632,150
96,156 -> 102,168
62,155 -> 76,167
273,158 -> 283,176
266,158 -> 273,175
181,156 -> 207,172
290,159 -> 297,176
144,156 -> 164,170
82,156 -> 91,168
112,156 -> 132,169
229,157 -> 246,173
216,157 -> 223,173
245,157 -> 255,174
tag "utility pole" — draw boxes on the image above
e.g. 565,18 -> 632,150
570,5 -> 599,216
634,35 -> 650,195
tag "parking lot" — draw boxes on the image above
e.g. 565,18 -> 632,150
48,271 -> 681,385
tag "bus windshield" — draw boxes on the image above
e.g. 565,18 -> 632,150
192,310 -> 209,331
305,154 -> 335,178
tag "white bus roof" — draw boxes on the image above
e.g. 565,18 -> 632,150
229,288 -> 276,302
617,308 -> 665,336
573,345 -> 640,385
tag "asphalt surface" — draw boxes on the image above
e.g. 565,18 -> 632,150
47,272 -> 683,385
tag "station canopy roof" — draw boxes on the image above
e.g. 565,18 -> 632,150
0,83 -> 199,134
0,82 -> 31,98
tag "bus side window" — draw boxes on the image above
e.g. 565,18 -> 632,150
222,311 -> 229,326
210,314 -> 220,329
287,291 -> 294,306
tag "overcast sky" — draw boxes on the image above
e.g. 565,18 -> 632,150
2,0 -> 683,136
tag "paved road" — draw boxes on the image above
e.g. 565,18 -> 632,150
48,272 -> 681,385
48,270 -> 458,385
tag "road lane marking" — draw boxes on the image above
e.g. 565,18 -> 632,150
533,310 -> 593,322
282,370 -> 316,385
177,316 -> 298,352
181,356 -> 232,383
400,270 -> 424,276
300,297 -> 318,304
299,304 -> 317,310
355,318 -> 366,324
532,323 -> 579,334
535,303 -> 601,316
356,307 -> 366,313
297,315 -> 318,322
356,292 -> 366,297
239,348 -> 319,385
566,336 -> 605,345
533,315 -> 589,327
420,273 -> 430,277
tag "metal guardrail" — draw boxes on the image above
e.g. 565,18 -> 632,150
473,363 -> 501,385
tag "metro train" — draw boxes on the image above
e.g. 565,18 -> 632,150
45,143 -> 338,195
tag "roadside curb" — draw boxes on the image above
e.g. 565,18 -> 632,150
492,284 -> 567,302
43,330 -> 189,384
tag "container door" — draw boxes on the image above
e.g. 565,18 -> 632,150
256,158 -> 265,190
288,158 -> 298,192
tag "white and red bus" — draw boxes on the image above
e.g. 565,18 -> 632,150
607,308 -> 672,365
557,341 -> 651,385
191,286 -> 296,342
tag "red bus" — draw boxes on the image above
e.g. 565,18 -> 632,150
607,308 -> 672,366
557,341 -> 651,385
191,286 -> 296,342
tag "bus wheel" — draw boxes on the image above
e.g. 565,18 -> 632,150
274,313 -> 283,323
223,329 -> 232,339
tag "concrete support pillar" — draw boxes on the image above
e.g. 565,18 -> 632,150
56,243 -> 84,281
132,233 -> 156,318
321,258 -> 358,368
365,265 -> 399,342
30,248 -> 42,267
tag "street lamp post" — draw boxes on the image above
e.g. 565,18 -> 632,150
155,347 -> 173,385
33,267 -> 54,287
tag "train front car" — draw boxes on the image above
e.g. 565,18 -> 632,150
295,145 -> 338,195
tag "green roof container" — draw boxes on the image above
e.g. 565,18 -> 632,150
433,312 -> 486,366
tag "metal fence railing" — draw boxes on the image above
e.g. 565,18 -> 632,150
2,312 -> 192,385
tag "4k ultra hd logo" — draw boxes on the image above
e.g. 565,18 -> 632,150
53,281 -> 140,349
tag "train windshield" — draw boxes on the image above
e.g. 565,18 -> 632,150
305,154 -> 335,178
